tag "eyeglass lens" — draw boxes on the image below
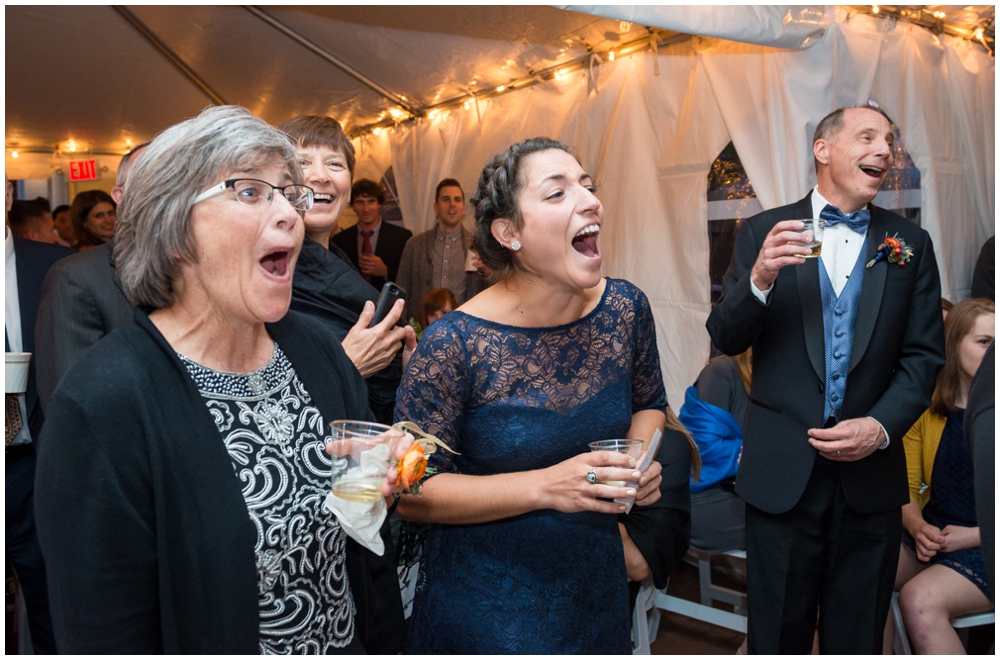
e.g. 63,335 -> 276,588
231,179 -> 313,211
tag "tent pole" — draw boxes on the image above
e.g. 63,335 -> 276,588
111,6 -> 228,106
244,6 -> 421,117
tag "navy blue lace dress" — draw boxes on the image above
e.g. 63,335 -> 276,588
395,278 -> 667,654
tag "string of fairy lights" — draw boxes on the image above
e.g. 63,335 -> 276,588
6,7 -> 995,160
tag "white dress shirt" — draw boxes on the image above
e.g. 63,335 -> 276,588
356,219 -> 382,256
5,226 -> 32,445
6,227 -> 23,351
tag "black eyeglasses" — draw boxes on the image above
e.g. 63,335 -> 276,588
193,178 -> 314,211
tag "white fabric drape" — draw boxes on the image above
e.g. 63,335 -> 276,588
560,5 -> 831,51
356,9 -> 994,406
380,44 -> 726,406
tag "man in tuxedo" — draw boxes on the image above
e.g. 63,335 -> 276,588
706,105 -> 945,653
6,179 -> 74,653
34,143 -> 148,411
331,178 -> 412,292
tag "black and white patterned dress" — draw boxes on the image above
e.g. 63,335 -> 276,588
180,344 -> 359,654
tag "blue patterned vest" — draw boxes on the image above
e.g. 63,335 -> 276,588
818,245 -> 868,421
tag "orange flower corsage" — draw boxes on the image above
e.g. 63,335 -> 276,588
391,421 -> 458,495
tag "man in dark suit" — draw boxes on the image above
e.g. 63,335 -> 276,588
34,143 -> 147,411
5,179 -> 74,653
331,178 -> 412,292
706,105 -> 945,653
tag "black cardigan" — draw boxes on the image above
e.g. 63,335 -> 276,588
35,309 -> 404,653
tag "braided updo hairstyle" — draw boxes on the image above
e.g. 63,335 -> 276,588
471,137 -> 577,276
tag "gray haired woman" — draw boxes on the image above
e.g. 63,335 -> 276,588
35,106 -> 404,653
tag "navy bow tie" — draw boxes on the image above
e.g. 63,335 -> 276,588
820,204 -> 870,234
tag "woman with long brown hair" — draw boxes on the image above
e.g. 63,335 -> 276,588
887,298 -> 994,653
69,189 -> 116,250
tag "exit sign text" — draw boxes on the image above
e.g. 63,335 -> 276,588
68,159 -> 98,181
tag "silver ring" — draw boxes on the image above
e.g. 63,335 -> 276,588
586,468 -> 599,484
837,450 -> 842,459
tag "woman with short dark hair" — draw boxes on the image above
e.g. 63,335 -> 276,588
279,115 -> 415,424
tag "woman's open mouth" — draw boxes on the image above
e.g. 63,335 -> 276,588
312,193 -> 334,207
260,250 -> 291,277
572,224 -> 600,258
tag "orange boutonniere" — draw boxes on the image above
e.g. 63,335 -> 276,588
390,421 -> 458,495
866,233 -> 914,268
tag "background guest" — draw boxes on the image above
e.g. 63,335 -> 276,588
69,189 -> 116,251
970,236 -> 994,300
395,178 -> 490,320
5,178 -> 71,654
679,349 -> 751,553
414,287 -> 457,336
623,410 -> 697,612
280,115 -> 416,426
331,178 -> 412,291
34,143 -> 149,412
35,105 -> 403,653
51,204 -> 74,246
8,198 -> 60,245
965,342 -> 994,598
942,297 -> 954,320
887,298 -> 994,654
396,138 -> 665,654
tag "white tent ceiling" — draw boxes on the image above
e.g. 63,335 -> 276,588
5,4 -> 993,178
5,5 -> 683,169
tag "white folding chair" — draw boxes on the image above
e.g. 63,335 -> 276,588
644,548 -> 748,640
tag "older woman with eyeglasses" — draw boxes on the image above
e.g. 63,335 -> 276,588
35,106 -> 405,654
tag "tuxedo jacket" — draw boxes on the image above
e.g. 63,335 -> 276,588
34,239 -> 136,413
706,194 -> 945,515
11,237 -> 77,440
331,221 -> 412,293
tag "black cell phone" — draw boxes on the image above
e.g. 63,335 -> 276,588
369,282 -> 407,328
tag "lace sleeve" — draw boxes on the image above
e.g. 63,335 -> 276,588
630,285 -> 668,413
394,317 -> 468,474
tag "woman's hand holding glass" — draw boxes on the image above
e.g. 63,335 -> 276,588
325,425 -> 415,500
541,451 -> 641,515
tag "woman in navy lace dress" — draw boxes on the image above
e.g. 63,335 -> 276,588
887,298 -> 994,654
395,138 -> 668,653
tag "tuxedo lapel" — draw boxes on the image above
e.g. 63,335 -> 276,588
792,196 -> 825,382
849,206 -> 888,373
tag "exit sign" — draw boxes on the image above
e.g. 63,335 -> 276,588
68,159 -> 98,181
